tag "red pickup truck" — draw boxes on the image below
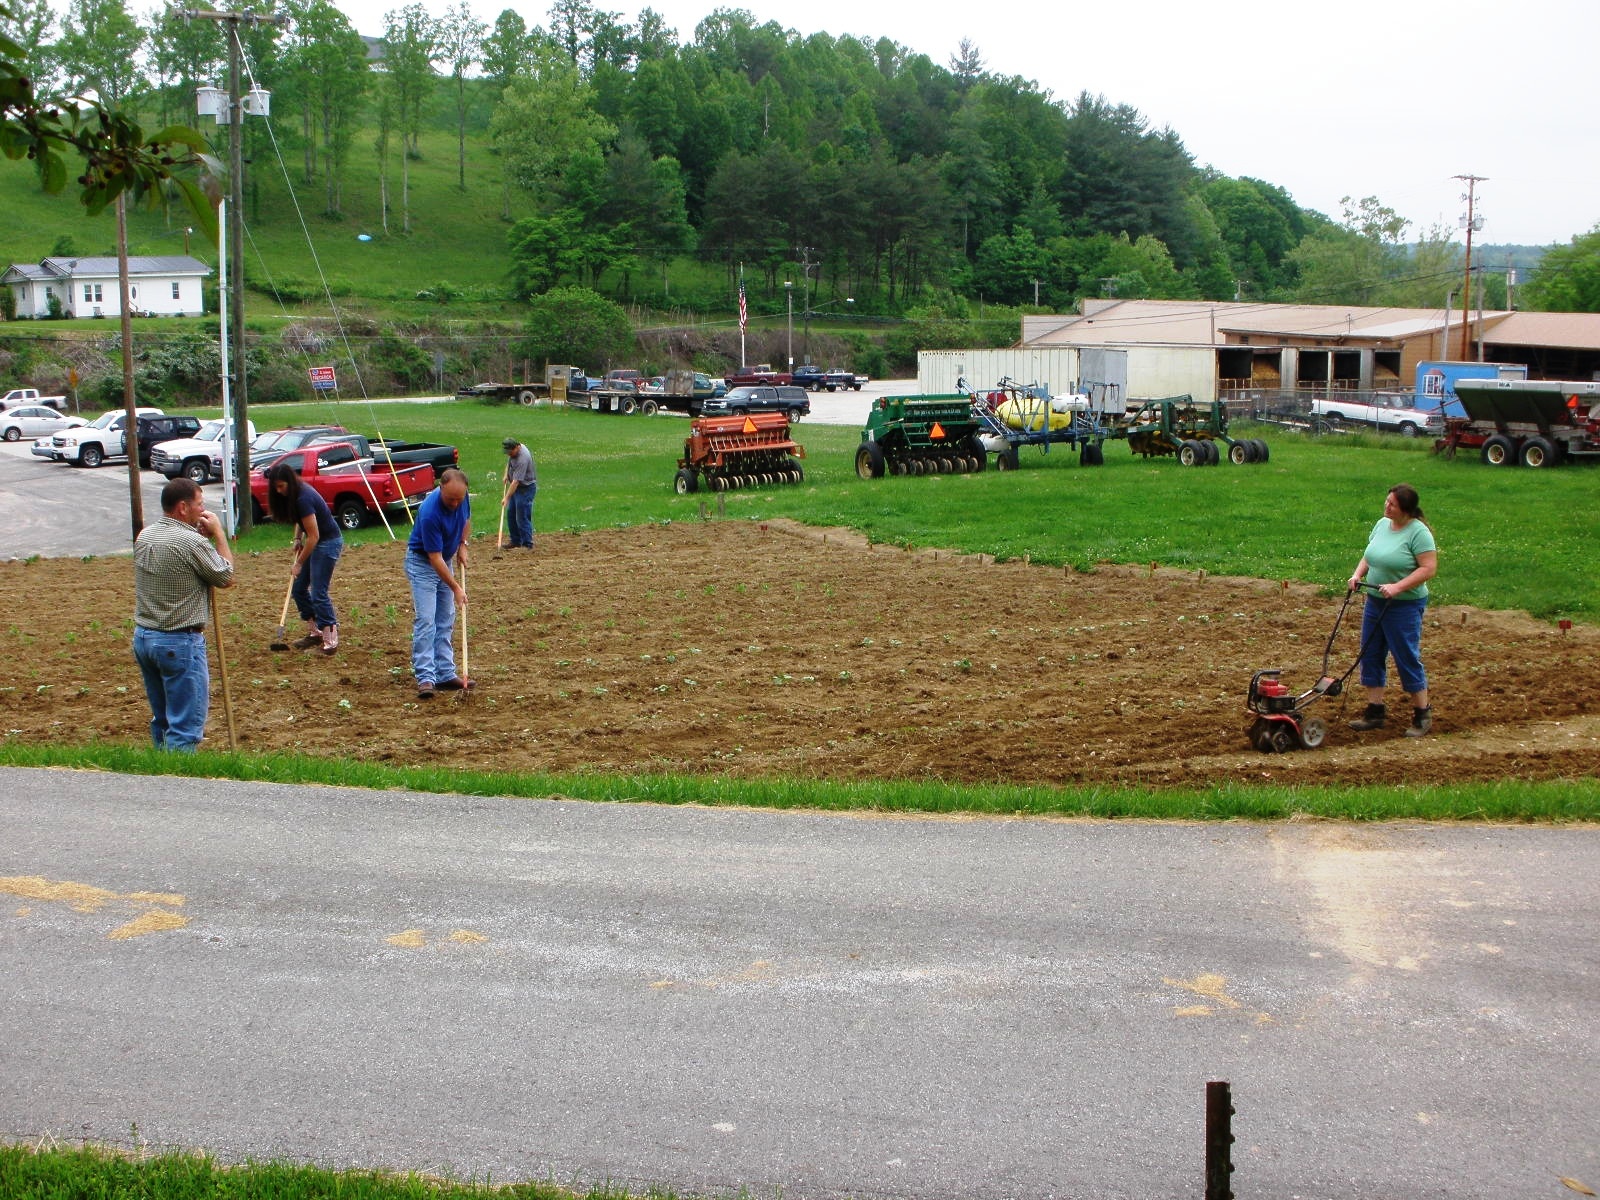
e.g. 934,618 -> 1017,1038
249,440 -> 434,531
724,363 -> 792,388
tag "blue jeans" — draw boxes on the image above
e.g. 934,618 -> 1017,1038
292,536 -> 343,629
1358,597 -> 1428,695
132,627 -> 210,751
404,551 -> 457,686
508,482 -> 535,548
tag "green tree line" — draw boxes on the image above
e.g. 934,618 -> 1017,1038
6,0 -> 1582,316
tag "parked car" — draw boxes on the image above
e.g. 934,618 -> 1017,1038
823,367 -> 862,391
148,418 -> 259,482
1,405 -> 85,442
700,384 -> 811,420
0,387 -> 67,412
249,425 -> 351,469
790,364 -> 827,391
49,408 -> 202,469
606,369 -> 643,386
1310,393 -> 1443,438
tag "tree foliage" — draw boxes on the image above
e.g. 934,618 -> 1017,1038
520,284 -> 633,366
1,0 -> 217,237
1518,226 -> 1600,313
21,0 -> 1560,319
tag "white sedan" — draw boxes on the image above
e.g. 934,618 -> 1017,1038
0,405 -> 85,442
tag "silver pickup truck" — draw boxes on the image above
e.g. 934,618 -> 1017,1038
1310,393 -> 1442,438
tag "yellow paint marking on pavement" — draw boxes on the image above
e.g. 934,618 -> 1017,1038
386,929 -> 428,948
1164,973 -> 1243,1009
1,875 -> 190,939
108,910 -> 189,940
1174,1005 -> 1213,1017
448,929 -> 488,944
1,875 -> 120,912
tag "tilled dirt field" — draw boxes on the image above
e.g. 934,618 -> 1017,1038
2,520 -> 1597,788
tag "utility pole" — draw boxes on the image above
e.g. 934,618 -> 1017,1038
797,245 -> 817,362
188,6 -> 285,536
1454,174 -> 1487,361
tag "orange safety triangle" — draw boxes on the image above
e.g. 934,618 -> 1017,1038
743,417 -> 759,433
930,422 -> 946,439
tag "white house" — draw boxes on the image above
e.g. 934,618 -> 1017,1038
3,255 -> 211,319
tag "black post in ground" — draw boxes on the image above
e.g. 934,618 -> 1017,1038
1205,1080 -> 1234,1200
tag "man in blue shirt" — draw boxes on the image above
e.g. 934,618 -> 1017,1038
405,468 -> 471,699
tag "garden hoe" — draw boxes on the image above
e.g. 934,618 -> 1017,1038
456,558 -> 477,692
210,587 -> 238,750
268,573 -> 295,651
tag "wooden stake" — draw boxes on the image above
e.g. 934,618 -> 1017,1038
209,588 -> 237,751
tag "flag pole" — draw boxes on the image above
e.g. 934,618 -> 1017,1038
737,262 -> 746,369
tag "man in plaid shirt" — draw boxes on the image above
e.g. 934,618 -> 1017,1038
132,477 -> 235,750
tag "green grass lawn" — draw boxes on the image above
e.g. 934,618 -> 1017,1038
237,399 -> 1593,624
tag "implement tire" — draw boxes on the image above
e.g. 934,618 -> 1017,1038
855,442 -> 885,479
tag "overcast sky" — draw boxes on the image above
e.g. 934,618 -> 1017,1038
324,0 -> 1596,246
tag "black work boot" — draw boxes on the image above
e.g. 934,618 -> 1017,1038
1403,707 -> 1433,738
1348,703 -> 1387,731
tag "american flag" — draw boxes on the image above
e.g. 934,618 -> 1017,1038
737,278 -> 747,334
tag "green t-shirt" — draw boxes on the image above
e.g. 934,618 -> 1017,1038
1364,517 -> 1436,601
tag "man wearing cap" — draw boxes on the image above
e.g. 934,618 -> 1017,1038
501,436 -> 537,550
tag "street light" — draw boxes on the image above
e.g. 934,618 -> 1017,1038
785,281 -> 793,368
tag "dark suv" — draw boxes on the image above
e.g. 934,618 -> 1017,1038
700,385 -> 811,420
130,415 -> 203,468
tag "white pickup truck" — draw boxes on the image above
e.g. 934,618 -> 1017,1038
1,387 -> 67,412
148,418 -> 258,483
1309,392 -> 1442,438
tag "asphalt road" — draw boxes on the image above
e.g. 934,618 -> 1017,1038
0,438 -> 170,560
2,768 -> 1596,1199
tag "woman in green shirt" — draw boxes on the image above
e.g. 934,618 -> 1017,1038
1346,484 -> 1438,737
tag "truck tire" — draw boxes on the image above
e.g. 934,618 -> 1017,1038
1398,421 -> 1419,437
183,459 -> 210,484
2,428 -> 19,442
80,444 -> 103,468
641,398 -> 659,417
519,389 -> 538,407
674,468 -> 698,494
1481,435 -> 1515,466
1520,436 -> 1556,468
334,498 -> 367,530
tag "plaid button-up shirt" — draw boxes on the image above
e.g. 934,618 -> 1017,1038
133,516 -> 233,631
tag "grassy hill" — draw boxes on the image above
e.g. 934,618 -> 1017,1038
3,125 -> 561,318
